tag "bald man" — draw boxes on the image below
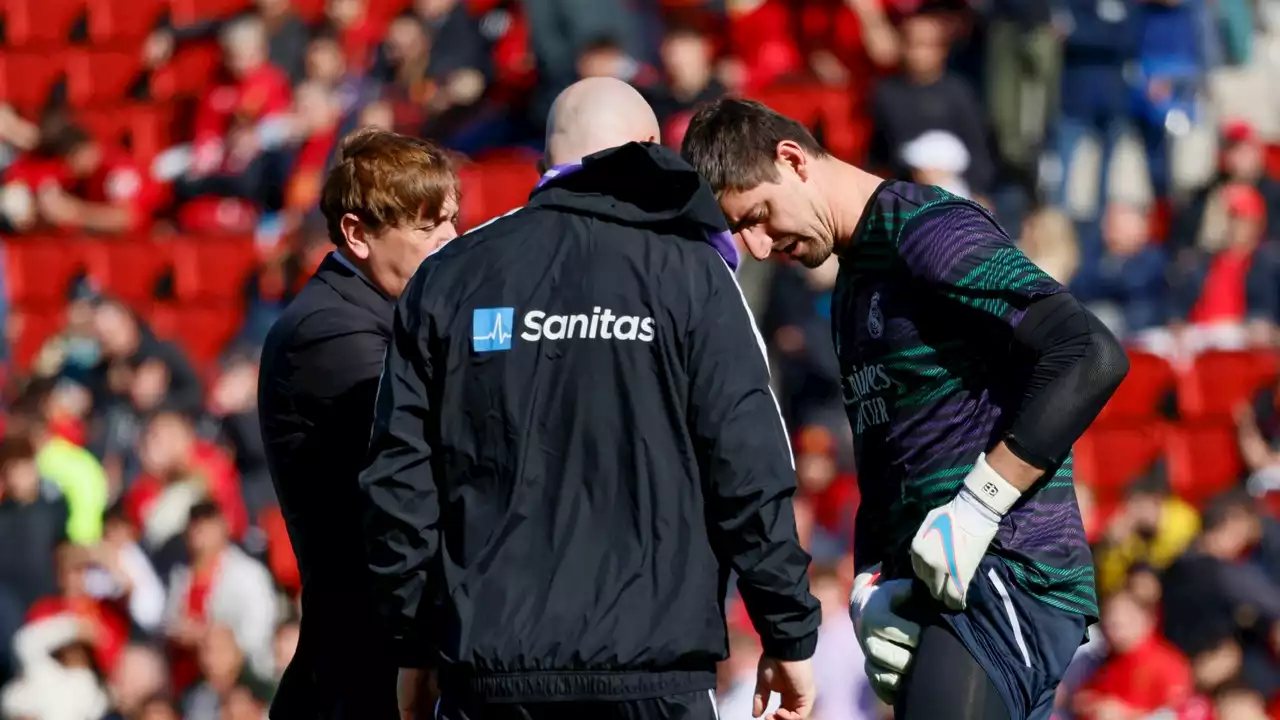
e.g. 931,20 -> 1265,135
360,78 -> 820,720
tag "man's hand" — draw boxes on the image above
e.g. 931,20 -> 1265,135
396,667 -> 436,720
753,656 -> 815,720
848,565 -> 920,703
910,453 -> 1021,610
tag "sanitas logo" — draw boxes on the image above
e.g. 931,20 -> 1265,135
522,307 -> 655,343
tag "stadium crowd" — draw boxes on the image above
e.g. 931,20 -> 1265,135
1,0 -> 1280,718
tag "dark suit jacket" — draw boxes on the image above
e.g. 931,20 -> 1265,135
258,254 -> 398,719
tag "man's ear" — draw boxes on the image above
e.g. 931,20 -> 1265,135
776,140 -> 809,180
339,213 -> 371,260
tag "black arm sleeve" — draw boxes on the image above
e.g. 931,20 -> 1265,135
1004,292 -> 1130,469
359,284 -> 439,669
686,249 -> 821,662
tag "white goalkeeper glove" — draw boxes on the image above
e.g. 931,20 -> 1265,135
910,452 -> 1021,611
848,564 -> 921,704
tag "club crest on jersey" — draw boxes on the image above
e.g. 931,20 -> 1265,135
867,292 -> 884,339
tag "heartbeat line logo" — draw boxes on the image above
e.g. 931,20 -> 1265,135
472,307 -> 515,352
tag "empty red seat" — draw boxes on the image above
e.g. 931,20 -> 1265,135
0,53 -> 68,116
67,50 -> 144,108
169,0 -> 251,26
151,43 -> 222,100
1073,422 -> 1166,502
4,239 -> 87,306
87,0 -> 168,44
1096,351 -> 1175,422
83,238 -> 174,305
1178,350 -> 1276,420
77,106 -> 132,149
172,236 -> 260,302
467,156 -> 538,226
1165,421 -> 1245,506
163,303 -> 244,367
6,0 -> 86,47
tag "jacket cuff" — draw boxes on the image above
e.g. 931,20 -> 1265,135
759,630 -> 819,662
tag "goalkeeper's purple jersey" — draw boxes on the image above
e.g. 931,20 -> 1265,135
834,181 -> 1097,618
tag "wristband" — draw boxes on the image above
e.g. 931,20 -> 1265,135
962,452 -> 1021,517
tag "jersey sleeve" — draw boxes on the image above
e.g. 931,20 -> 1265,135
895,201 -> 1064,328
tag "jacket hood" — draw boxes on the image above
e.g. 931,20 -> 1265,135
527,142 -> 739,270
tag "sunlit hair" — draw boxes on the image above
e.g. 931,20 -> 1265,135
320,128 -> 459,246
681,97 -> 828,195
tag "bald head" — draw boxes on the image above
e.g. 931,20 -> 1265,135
545,78 -> 661,167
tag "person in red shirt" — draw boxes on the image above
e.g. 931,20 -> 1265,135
723,0 -> 803,93
123,410 -> 247,553
4,117 -> 162,235
1075,591 -> 1195,719
26,542 -> 130,675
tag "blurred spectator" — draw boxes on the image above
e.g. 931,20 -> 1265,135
1238,375 -> 1280,486
900,129 -> 972,198
810,565 -> 876,719
208,355 -> 274,522
1170,183 -> 1280,352
1052,0 -> 1140,216
1072,202 -> 1171,339
3,116 -> 162,236
869,9 -> 994,198
525,0 -> 649,119
271,619 -> 298,684
1018,206 -> 1082,286
1171,121 -> 1280,254
135,695 -> 182,720
762,257 -> 841,428
105,644 -> 170,720
722,0 -> 804,94
0,433 -> 69,610
793,425 -> 857,562
799,0 -> 900,88
1094,471 -> 1200,597
1073,590 -> 1194,718
983,0 -> 1059,190
1162,491 -> 1280,696
0,614 -> 111,720
182,624 -> 273,720
145,0 -> 312,84
26,542 -> 131,676
8,382 -> 109,546
84,509 -> 167,636
1132,0 -> 1216,201
655,24 -> 727,145
163,502 -> 276,694
123,411 -> 247,557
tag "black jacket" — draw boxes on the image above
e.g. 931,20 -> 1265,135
258,255 -> 398,719
359,142 -> 820,704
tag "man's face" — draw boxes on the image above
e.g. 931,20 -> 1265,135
902,16 -> 948,80
719,168 -> 833,268
367,197 -> 459,296
1225,140 -> 1263,181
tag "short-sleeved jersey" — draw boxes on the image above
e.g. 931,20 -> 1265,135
834,180 -> 1097,619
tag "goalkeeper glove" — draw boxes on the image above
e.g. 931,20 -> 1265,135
909,452 -> 1021,611
848,564 -> 921,704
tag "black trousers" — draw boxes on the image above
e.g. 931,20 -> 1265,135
896,623 -> 1010,720
436,690 -> 719,720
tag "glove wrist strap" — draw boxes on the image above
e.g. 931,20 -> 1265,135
962,452 -> 1021,517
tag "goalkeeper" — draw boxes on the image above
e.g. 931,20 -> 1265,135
681,98 -> 1129,720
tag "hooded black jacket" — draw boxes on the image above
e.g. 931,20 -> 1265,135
359,142 -> 820,703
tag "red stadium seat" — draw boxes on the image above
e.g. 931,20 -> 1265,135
1073,422 -> 1166,502
148,302 -> 243,367
463,155 -> 539,229
151,42 -> 222,100
10,305 -> 67,373
83,238 -> 174,305
1177,349 -> 1277,420
1165,421 -> 1245,506
67,50 -> 144,108
87,0 -> 169,44
77,105 -> 132,149
171,235 -> 260,302
4,238 -> 88,306
6,0 -> 86,47
0,52 -> 68,116
1267,144 -> 1280,182
169,0 -> 251,26
1095,351 -> 1175,422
